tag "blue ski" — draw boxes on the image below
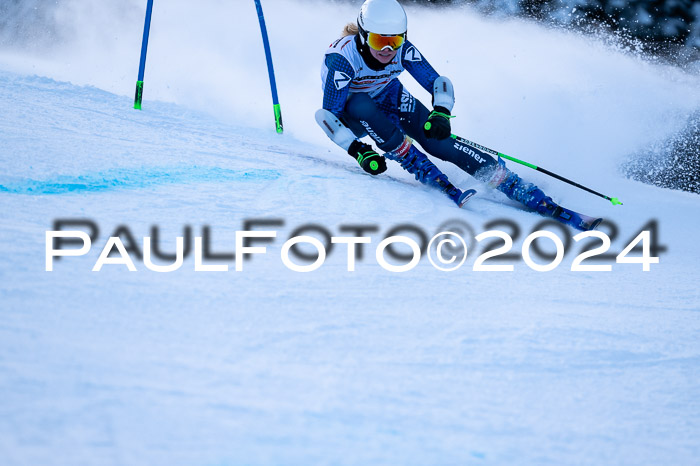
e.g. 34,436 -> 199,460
457,188 -> 477,208
547,203 -> 603,231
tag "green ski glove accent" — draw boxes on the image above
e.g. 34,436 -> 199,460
423,106 -> 455,140
348,141 -> 387,176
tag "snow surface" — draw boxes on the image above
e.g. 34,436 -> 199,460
1,0 -> 700,464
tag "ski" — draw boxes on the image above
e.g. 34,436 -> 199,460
457,188 -> 477,208
546,203 -> 603,231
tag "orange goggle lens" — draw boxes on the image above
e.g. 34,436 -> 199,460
367,32 -> 405,51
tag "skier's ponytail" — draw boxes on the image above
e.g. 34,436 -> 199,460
342,22 -> 359,37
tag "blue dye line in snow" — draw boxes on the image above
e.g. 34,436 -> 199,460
0,166 -> 281,195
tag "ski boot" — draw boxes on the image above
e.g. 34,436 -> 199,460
386,141 -> 475,207
489,165 -> 554,215
487,165 -> 602,230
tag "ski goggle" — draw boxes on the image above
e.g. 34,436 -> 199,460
367,32 -> 405,51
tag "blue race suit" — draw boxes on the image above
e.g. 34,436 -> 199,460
321,34 -> 499,180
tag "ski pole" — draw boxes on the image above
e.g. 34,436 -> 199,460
134,0 -> 154,110
450,134 -> 623,205
253,0 -> 283,134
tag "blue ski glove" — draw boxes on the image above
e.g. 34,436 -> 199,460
348,140 -> 387,176
423,106 -> 454,140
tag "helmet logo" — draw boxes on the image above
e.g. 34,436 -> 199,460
334,71 -> 352,90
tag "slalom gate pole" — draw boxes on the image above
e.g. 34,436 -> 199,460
134,0 -> 154,110
451,134 -> 623,205
253,0 -> 283,134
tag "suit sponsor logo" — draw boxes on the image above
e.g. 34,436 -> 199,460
361,120 -> 385,144
334,71 -> 351,90
400,89 -> 415,113
404,46 -> 422,62
454,142 -> 487,164
350,69 -> 403,92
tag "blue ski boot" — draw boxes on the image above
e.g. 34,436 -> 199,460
488,165 -> 555,215
486,165 -> 602,230
386,142 -> 476,207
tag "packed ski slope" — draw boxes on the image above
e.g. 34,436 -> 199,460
1,0 -> 700,464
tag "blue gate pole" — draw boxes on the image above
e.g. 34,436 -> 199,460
253,0 -> 283,134
134,0 -> 154,110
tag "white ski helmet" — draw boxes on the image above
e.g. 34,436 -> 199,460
358,0 -> 408,45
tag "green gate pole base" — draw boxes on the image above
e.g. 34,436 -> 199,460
134,81 -> 144,110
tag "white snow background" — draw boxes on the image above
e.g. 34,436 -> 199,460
1,0 -> 700,464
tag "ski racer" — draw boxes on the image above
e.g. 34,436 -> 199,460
315,0 -> 561,217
